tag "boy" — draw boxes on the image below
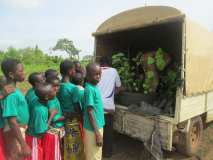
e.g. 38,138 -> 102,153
84,63 -> 105,160
25,72 -> 45,107
26,83 -> 57,160
1,58 -> 31,159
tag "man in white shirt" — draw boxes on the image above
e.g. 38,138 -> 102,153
98,56 -> 122,158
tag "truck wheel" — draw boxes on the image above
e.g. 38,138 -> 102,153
176,116 -> 203,156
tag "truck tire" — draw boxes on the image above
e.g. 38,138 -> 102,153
176,116 -> 203,156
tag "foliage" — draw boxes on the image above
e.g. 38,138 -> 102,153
155,48 -> 167,71
0,46 -> 63,76
53,38 -> 81,60
112,49 -> 181,96
112,53 -> 135,91
158,64 -> 182,97
81,55 -> 94,66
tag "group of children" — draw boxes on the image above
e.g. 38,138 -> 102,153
0,58 -> 105,160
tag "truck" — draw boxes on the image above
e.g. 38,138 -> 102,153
92,6 -> 213,156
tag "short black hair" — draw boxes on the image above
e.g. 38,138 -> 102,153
86,63 -> 100,75
28,72 -> 42,87
99,56 -> 112,66
60,60 -> 75,76
1,58 -> 21,77
46,75 -> 60,84
45,69 -> 58,78
73,60 -> 80,66
0,76 -> 10,90
34,83 -> 52,100
72,73 -> 84,85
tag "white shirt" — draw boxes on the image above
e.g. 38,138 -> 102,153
98,67 -> 121,111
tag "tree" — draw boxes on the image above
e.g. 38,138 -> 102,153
53,38 -> 81,60
81,55 -> 94,66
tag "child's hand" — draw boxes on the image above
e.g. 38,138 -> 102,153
95,131 -> 103,147
4,85 -> 15,96
21,144 -> 31,157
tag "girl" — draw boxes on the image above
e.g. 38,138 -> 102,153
58,60 -> 83,160
25,72 -> 45,108
0,76 -> 16,160
72,72 -> 85,140
26,83 -> 58,160
1,58 -> 31,160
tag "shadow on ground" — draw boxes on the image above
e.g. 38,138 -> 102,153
103,124 -> 213,160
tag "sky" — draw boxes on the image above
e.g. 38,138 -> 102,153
0,0 -> 213,58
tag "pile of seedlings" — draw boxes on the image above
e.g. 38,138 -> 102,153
112,48 -> 182,116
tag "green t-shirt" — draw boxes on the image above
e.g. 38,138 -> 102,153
0,100 -> 4,129
25,88 -> 38,109
83,83 -> 105,131
27,100 -> 48,137
48,96 -> 64,128
2,89 -> 29,125
57,82 -> 79,113
77,86 -> 85,111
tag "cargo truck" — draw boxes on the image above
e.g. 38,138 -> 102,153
93,6 -> 213,156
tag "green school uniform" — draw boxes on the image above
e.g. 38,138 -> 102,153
57,82 -> 79,113
77,86 -> 85,110
2,89 -> 29,125
27,100 -> 48,137
48,96 -> 64,128
25,88 -> 38,108
83,83 -> 105,131
0,100 -> 4,129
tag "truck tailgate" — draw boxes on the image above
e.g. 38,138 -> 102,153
114,105 -> 173,151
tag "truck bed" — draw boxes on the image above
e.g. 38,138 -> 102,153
114,105 -> 174,151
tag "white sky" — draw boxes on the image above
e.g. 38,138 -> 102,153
0,0 -> 212,58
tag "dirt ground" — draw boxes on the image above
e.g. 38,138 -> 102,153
103,124 -> 213,160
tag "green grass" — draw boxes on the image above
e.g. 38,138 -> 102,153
0,63 -> 60,93
24,63 -> 59,76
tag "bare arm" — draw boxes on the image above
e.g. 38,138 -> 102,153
8,117 -> 31,157
115,86 -> 124,95
88,107 -> 103,147
54,116 -> 65,122
48,109 -> 58,126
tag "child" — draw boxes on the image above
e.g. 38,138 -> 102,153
84,63 -> 105,160
58,60 -> 83,159
26,72 -> 46,107
72,72 -> 85,110
72,73 -> 85,139
57,59 -> 79,114
1,58 -> 31,160
0,76 -> 16,160
46,76 -> 65,129
45,69 -> 59,79
25,83 -> 58,160
74,61 -> 86,78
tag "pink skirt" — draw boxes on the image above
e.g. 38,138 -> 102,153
25,134 -> 44,160
43,131 -> 61,160
0,129 -> 6,160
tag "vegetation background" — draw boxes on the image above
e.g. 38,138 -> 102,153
0,38 -> 93,91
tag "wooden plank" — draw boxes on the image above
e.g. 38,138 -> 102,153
113,107 -> 173,151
